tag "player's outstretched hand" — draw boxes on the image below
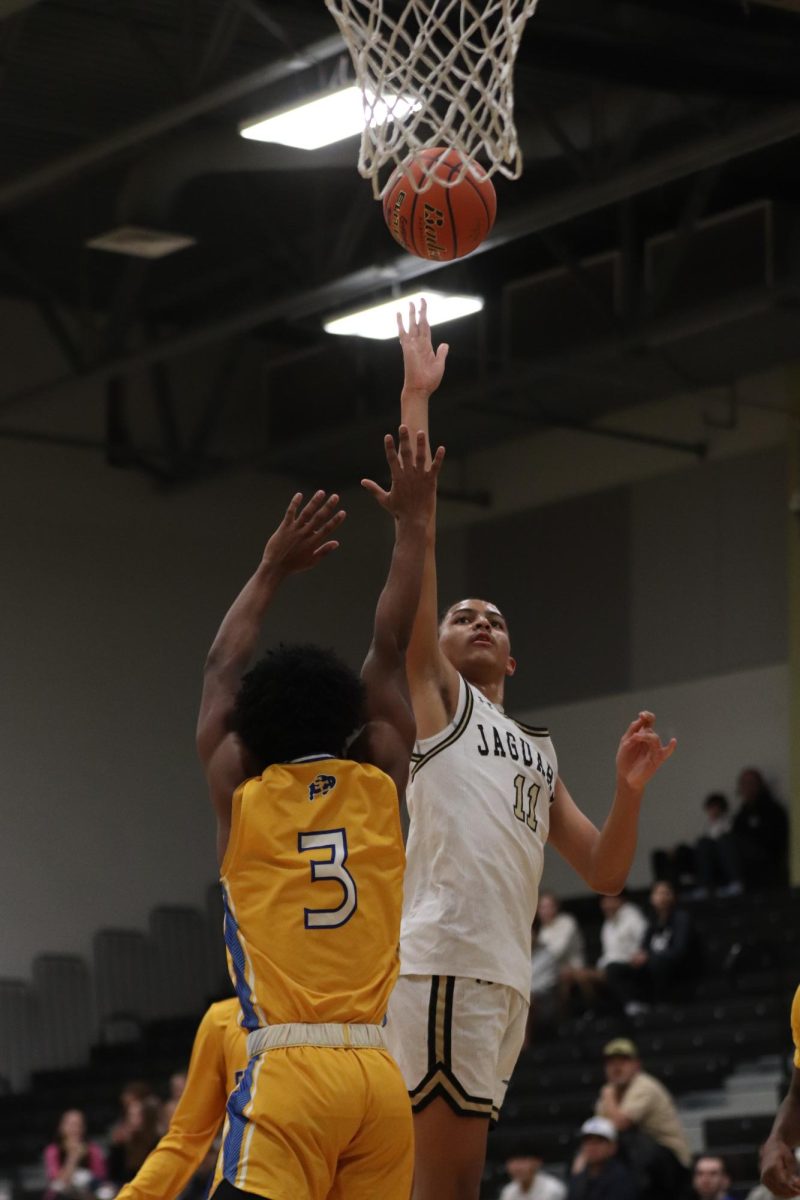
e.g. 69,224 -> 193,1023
761,1138 -> 800,1198
361,426 -> 445,524
398,297 -> 449,397
262,490 -> 346,577
615,711 -> 677,792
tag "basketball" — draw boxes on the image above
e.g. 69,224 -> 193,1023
382,148 -> 497,261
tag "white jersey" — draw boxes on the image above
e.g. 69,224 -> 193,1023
400,675 -> 557,1001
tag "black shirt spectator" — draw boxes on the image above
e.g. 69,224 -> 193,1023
731,768 -> 788,888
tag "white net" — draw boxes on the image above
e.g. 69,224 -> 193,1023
324,0 -> 539,197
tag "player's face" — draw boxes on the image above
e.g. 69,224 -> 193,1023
439,599 -> 515,684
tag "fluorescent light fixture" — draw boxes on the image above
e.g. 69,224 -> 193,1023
323,291 -> 484,340
240,86 -> 420,151
86,226 -> 195,259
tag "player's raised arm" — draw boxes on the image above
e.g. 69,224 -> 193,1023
360,425 -> 445,791
196,490 -> 345,846
549,712 -> 677,895
397,299 -> 460,726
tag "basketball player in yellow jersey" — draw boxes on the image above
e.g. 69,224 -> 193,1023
114,998 -> 247,1200
392,300 -> 677,1200
760,984 -> 800,1197
196,426 -> 445,1200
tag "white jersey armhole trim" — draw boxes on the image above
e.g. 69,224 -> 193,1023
410,676 -> 473,780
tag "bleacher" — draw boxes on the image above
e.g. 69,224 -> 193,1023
482,886 -> 799,1198
0,886 -> 796,1200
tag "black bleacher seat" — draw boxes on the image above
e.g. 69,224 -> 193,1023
704,1113 -> 776,1147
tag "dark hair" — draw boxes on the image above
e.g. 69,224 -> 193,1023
231,643 -> 366,769
704,792 -> 729,813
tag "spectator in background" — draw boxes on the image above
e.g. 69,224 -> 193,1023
560,892 -> 647,1017
731,768 -> 789,890
108,1090 -> 160,1185
566,1117 -> 638,1200
529,923 -> 561,1036
44,1110 -> 108,1200
538,892 -> 585,980
691,1155 -> 735,1200
691,794 -> 742,899
157,1072 -> 187,1136
595,1037 -> 692,1200
605,881 -> 699,1015
499,1151 -> 567,1200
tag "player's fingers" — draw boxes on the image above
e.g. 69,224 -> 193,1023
437,343 -> 449,363
397,424 -> 414,467
429,444 -> 446,474
408,300 -> 417,333
284,492 -> 303,520
312,540 -> 340,559
297,489 -> 327,525
419,296 -> 429,333
382,432 -> 400,474
396,310 -> 406,338
308,492 -> 341,528
314,509 -> 347,539
414,429 -> 428,469
361,479 -> 390,507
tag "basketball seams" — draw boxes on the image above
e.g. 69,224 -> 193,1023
383,147 -> 495,261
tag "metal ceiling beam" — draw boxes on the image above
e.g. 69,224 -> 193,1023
0,31 -> 345,215
3,100 -> 800,414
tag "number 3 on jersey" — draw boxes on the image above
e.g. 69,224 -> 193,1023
513,774 -> 540,832
298,828 -> 358,929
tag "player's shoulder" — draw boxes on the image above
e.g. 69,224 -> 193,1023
206,997 -> 241,1028
511,715 -> 551,738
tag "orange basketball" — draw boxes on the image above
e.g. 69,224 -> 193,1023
382,148 -> 497,261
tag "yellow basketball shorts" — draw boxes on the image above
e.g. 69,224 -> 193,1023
216,1045 -> 413,1200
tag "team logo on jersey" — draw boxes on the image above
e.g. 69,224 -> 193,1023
308,774 -> 337,801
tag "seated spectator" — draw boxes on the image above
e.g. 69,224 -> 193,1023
44,1110 -> 108,1200
561,892 -> 647,1017
595,1037 -> 692,1200
566,1117 -> 638,1200
731,767 -> 789,889
108,1090 -> 161,1185
604,881 -> 700,1014
158,1071 -> 187,1135
538,891 -> 585,979
529,923 -> 560,1037
499,1150 -> 567,1200
691,1155 -> 735,1200
691,794 -> 741,899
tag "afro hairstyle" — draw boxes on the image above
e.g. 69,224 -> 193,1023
231,642 -> 366,770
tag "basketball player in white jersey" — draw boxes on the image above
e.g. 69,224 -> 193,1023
373,299 -> 677,1200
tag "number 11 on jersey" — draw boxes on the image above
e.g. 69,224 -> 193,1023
513,775 -> 540,832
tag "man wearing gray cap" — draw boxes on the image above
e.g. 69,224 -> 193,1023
566,1117 -> 638,1199
595,1038 -> 692,1199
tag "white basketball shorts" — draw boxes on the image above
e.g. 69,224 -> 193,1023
384,974 -> 528,1124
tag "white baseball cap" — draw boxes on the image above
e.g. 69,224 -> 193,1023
579,1117 -> 617,1142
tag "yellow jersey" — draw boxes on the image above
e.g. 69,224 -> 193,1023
220,755 -> 405,1027
114,998 -> 246,1200
791,984 -> 800,1069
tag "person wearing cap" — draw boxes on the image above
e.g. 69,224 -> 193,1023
595,1038 -> 692,1199
499,1151 -> 566,1200
759,983 -> 800,1198
565,1117 -> 638,1199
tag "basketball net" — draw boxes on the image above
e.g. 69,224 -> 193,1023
324,0 -> 539,198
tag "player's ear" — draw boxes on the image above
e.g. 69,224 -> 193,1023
506,655 -> 517,678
